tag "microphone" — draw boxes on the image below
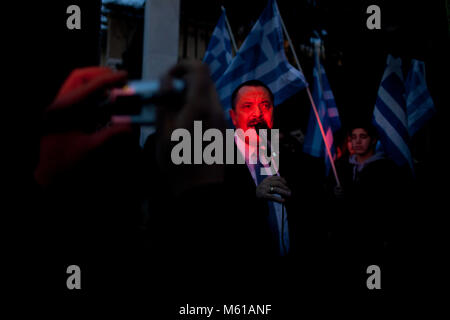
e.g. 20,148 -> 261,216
254,122 -> 274,163
254,122 -> 271,145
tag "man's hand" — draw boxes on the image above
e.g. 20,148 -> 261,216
256,176 -> 292,203
34,67 -> 131,187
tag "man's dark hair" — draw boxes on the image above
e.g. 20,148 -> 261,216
349,122 -> 378,140
230,80 -> 274,110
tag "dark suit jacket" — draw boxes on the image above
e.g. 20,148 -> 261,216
222,138 -> 327,259
143,133 -> 327,262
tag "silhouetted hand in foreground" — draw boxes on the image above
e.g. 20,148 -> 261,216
35,67 -> 131,186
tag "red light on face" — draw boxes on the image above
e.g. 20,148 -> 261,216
229,86 -> 274,135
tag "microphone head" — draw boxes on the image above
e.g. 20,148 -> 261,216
254,121 -> 268,132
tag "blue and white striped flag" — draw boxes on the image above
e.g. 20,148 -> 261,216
405,59 -> 435,136
215,0 -> 308,112
303,38 -> 341,174
373,55 -> 414,171
203,9 -> 233,82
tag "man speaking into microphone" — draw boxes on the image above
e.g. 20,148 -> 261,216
226,80 -> 325,258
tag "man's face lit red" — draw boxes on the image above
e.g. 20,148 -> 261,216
229,86 -> 274,133
351,128 -> 374,156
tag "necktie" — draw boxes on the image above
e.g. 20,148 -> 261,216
251,159 -> 289,256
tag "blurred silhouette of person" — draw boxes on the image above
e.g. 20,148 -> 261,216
33,62 -> 228,294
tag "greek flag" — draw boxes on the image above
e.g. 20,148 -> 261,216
215,0 -> 307,112
203,9 -> 233,82
303,38 -> 341,174
405,59 -> 435,136
373,55 -> 413,171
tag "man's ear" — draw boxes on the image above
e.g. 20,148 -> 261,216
229,108 -> 237,127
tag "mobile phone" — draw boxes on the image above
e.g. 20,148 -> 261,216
109,79 -> 185,125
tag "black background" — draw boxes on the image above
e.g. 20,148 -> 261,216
6,0 -> 449,316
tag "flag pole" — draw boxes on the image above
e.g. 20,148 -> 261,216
277,5 -> 341,187
221,6 -> 238,54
